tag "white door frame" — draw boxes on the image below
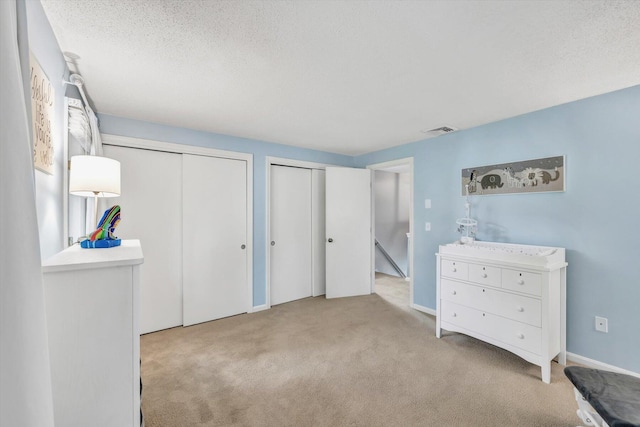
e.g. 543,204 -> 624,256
367,157 -> 414,307
265,157 -> 332,310
101,134 -> 254,313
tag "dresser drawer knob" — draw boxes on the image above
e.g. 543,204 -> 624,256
517,306 -> 524,312
517,279 -> 525,285
451,312 -> 457,317
452,267 -> 457,273
452,290 -> 457,295
516,333 -> 525,339
482,273 -> 487,278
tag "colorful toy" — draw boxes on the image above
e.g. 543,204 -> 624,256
80,205 -> 121,248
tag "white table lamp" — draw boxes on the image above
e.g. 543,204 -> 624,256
69,155 -> 121,228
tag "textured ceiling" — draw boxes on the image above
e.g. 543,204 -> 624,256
41,0 -> 640,155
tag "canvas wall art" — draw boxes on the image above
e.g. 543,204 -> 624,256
461,156 -> 564,196
30,52 -> 55,174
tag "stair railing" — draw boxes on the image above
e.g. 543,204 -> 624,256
375,239 -> 407,279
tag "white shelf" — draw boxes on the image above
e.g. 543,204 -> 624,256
42,239 -> 144,273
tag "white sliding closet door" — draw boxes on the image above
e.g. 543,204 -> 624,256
103,145 -> 183,334
270,165 -> 312,306
182,154 -> 248,326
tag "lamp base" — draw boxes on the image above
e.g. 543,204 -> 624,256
80,239 -> 121,249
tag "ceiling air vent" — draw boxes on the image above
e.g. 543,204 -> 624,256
421,126 -> 458,136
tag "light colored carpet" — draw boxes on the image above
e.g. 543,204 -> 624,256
141,285 -> 578,426
375,272 -> 410,309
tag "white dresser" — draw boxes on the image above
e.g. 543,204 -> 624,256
42,240 -> 144,426
436,241 -> 567,383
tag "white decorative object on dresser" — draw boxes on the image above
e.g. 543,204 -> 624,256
436,241 -> 567,383
42,240 -> 144,427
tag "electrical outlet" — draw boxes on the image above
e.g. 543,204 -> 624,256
425,222 -> 431,231
595,316 -> 608,333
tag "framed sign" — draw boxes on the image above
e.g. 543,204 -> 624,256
30,52 -> 54,174
461,156 -> 565,195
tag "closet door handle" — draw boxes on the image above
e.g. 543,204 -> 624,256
241,244 -> 246,250
271,241 -> 276,246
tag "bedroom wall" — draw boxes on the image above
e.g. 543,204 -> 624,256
21,0 -> 69,260
97,114 -> 354,307
354,84 -> 640,374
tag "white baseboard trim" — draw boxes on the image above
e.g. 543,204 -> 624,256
250,304 -> 269,313
410,303 -> 436,316
566,352 -> 640,378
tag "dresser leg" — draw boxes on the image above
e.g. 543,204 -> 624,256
558,350 -> 567,366
558,351 -> 567,366
541,364 -> 551,384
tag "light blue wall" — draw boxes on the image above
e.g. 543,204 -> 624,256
355,85 -> 640,373
98,114 -> 354,306
21,0 -> 69,259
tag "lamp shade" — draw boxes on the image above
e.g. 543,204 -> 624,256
69,155 -> 121,197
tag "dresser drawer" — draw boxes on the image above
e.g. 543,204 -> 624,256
502,269 -> 542,296
490,289 -> 541,327
468,263 -> 501,288
441,259 -> 468,281
440,279 -> 475,305
440,279 -> 541,327
441,300 -> 542,355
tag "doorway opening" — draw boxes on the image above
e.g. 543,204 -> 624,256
368,158 -> 413,310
